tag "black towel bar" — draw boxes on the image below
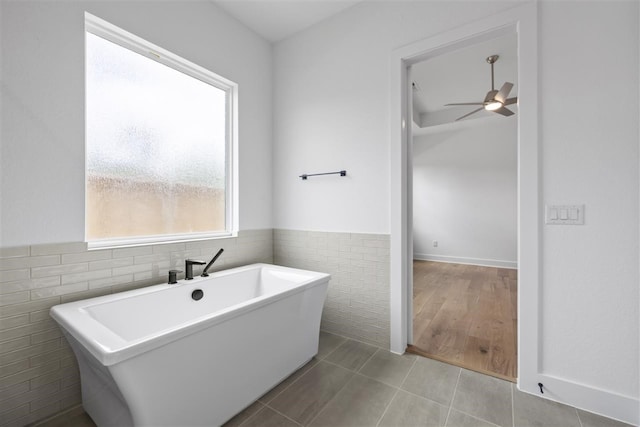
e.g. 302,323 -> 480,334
300,170 -> 347,180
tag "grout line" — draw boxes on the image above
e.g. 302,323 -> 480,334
304,371 -> 358,427
262,404 -> 304,427
452,409 -> 503,427
398,385 -> 455,406
30,404 -> 85,426
320,333 -> 389,366
321,357 -> 361,373
234,401 -> 265,427
575,408 -> 584,427
375,387 -> 399,427
322,355 -> 418,395
374,354 -> 420,427
356,353 -> 418,389
320,338 -> 350,361
398,353 -> 419,389
511,383 -> 515,427
356,347 -> 380,374
443,368 -> 462,427
356,371 -> 405,389
319,330 -> 388,353
389,358 -> 459,409
257,358 -> 319,405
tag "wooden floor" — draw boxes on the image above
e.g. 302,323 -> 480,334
409,260 -> 517,382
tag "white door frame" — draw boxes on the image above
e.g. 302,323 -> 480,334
389,2 -> 540,394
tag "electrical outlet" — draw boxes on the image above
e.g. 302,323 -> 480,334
432,240 -> 438,247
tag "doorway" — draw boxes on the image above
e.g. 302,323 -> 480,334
407,36 -> 518,381
389,2 -> 540,396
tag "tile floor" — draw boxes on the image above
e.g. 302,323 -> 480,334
38,332 -> 633,427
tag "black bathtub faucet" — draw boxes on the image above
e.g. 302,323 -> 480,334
185,259 -> 206,280
202,248 -> 224,277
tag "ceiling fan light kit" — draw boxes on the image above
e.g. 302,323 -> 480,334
484,100 -> 503,111
445,54 -> 518,121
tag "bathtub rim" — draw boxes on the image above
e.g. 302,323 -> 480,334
50,263 -> 330,366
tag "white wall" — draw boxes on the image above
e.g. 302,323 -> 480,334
0,0 -> 273,247
413,118 -> 517,267
539,0 -> 639,400
273,0 -> 638,422
273,1 -> 516,233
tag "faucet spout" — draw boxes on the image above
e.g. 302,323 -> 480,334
201,248 -> 224,277
185,259 -> 206,280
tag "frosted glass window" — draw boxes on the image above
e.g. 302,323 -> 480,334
85,18 -> 236,246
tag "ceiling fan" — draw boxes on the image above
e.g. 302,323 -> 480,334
445,54 -> 517,121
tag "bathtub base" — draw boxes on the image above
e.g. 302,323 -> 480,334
65,332 -> 134,427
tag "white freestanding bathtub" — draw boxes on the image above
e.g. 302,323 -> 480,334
50,263 -> 330,427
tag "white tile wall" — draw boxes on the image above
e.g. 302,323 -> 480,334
0,229 -> 273,427
273,229 -> 390,349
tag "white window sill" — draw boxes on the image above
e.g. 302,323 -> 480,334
87,231 -> 238,251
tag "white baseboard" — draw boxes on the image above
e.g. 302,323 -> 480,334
413,253 -> 517,269
519,374 -> 639,426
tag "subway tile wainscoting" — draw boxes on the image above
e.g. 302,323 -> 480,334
274,229 -> 390,349
0,229 -> 273,427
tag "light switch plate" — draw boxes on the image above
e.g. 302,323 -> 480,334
546,205 -> 584,225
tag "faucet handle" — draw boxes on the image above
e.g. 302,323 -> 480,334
168,270 -> 182,285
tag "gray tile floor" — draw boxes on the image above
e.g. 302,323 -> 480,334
224,332 -> 633,427
41,332 -> 633,427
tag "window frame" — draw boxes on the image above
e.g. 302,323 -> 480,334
84,13 -> 238,249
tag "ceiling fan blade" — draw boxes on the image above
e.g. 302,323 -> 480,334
495,82 -> 514,103
455,107 -> 484,121
444,102 -> 484,106
504,97 -> 517,106
494,106 -> 514,117
484,89 -> 498,102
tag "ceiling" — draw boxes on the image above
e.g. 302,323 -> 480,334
213,0 -> 362,42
